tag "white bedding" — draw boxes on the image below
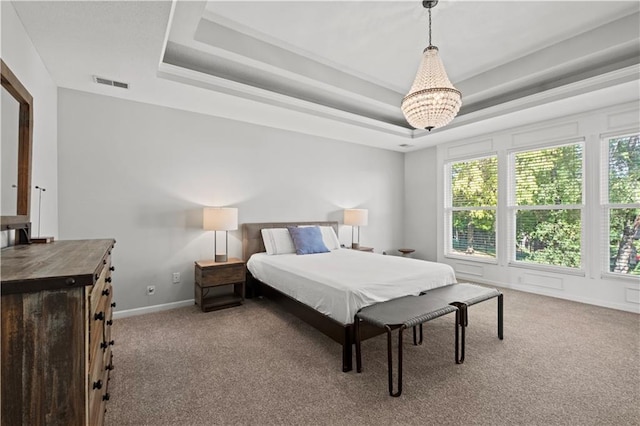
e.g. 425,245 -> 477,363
247,249 -> 457,324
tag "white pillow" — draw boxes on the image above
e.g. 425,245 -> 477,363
261,228 -> 296,255
318,226 -> 340,250
261,226 -> 340,255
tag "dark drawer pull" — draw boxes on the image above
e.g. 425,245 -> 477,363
108,340 -> 115,346
106,320 -> 113,326
103,259 -> 107,265
102,393 -> 110,401
100,341 -> 108,350
106,277 -> 112,283
102,288 -> 110,296
94,312 -> 104,321
65,278 -> 76,286
111,302 -> 116,308
93,380 -> 103,390
109,266 -> 115,271
106,363 -> 114,371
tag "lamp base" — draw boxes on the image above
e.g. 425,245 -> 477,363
32,236 -> 55,244
215,254 -> 228,263
351,243 -> 360,250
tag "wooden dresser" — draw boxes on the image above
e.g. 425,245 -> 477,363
1,239 -> 116,426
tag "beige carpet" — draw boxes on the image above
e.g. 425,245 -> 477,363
105,287 -> 639,426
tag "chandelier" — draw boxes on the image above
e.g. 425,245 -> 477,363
401,0 -> 462,131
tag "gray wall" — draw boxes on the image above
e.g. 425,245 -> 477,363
58,89 -> 405,311
2,1 -> 59,239
403,147 -> 438,261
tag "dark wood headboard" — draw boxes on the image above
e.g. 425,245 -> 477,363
242,221 -> 339,261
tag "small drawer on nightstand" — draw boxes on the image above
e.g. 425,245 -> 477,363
195,259 -> 244,286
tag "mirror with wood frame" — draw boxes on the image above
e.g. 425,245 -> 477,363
1,59 -> 33,243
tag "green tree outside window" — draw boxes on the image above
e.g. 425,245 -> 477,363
606,135 -> 639,275
448,156 -> 497,258
513,144 -> 583,268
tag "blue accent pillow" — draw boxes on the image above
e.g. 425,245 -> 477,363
287,226 -> 330,255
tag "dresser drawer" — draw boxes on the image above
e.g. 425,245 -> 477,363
90,256 -> 112,311
90,262 -> 109,315
88,340 -> 108,419
103,284 -> 115,366
90,290 -> 109,363
89,366 -> 109,426
89,344 -> 106,393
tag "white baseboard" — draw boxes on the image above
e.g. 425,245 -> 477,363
112,299 -> 195,319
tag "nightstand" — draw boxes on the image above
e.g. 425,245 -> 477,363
194,258 -> 245,312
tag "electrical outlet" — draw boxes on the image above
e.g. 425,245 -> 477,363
172,272 -> 180,284
147,285 -> 155,295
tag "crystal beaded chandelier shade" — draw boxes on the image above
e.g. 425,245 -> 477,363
401,1 -> 462,131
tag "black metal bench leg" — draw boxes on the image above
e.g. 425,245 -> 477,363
387,326 -> 404,397
464,305 -> 469,327
455,308 -> 460,364
412,324 -> 423,346
461,307 -> 466,363
355,316 -> 363,373
455,307 -> 466,364
498,293 -> 504,340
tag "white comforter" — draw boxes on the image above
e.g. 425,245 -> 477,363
247,249 -> 457,324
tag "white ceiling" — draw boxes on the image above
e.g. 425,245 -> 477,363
8,1 -> 640,152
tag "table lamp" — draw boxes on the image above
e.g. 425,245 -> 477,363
344,208 -> 368,249
203,207 -> 238,262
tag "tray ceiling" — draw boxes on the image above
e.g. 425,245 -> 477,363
9,1 -> 640,151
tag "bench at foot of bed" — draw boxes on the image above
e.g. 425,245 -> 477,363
354,295 -> 460,397
421,283 -> 503,364
354,283 -> 503,397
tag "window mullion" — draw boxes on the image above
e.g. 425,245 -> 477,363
451,206 -> 496,211
509,204 -> 584,211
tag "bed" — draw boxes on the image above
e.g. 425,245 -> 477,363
242,221 -> 457,372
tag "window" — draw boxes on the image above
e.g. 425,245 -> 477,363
510,142 -> 584,269
603,134 -> 640,276
445,156 -> 497,260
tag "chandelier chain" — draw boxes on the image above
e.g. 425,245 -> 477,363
428,7 -> 432,46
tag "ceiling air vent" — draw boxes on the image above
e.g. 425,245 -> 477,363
93,76 -> 129,89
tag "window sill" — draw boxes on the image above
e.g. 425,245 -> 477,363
444,254 -> 498,265
601,272 -> 640,283
508,261 -> 586,277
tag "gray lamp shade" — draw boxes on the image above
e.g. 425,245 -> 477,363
344,209 -> 368,226
203,207 -> 238,231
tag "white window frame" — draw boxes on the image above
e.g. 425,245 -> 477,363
444,154 -> 498,264
600,131 -> 640,280
507,139 -> 586,274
